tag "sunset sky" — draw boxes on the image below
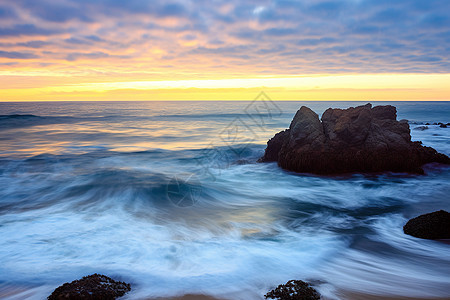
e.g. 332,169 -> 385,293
0,0 -> 449,101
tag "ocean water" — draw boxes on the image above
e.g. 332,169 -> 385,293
0,100 -> 449,300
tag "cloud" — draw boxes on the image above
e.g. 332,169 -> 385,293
264,27 -> 298,36
297,37 -> 337,46
18,41 -> 52,48
0,40 -> 51,49
64,38 -> 94,45
0,24 -> 61,37
0,5 -> 16,19
0,0 -> 449,74
23,1 -> 92,23
0,50 -> 38,59
307,1 -> 347,18
66,51 -> 110,61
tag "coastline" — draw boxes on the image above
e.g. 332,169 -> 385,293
152,295 -> 221,300
148,291 -> 450,300
2,288 -> 450,300
337,291 -> 450,300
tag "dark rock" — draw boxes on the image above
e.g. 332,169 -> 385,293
439,123 -> 447,128
48,274 -> 131,300
403,210 -> 450,240
262,130 -> 290,162
414,126 -> 429,131
265,280 -> 320,300
260,103 -> 450,175
425,123 -> 430,125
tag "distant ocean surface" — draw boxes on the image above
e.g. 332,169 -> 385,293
0,101 -> 449,299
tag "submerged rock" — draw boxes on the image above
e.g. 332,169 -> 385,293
260,103 -> 450,174
414,126 -> 429,131
48,274 -> 131,300
403,210 -> 450,240
265,280 -> 320,300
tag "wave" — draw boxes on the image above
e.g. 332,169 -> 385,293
0,114 -> 81,129
0,114 -> 41,119
152,112 -> 283,119
1,101 -> 450,299
0,144 -> 264,217
1,153 -> 449,299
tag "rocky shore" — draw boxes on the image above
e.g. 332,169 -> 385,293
48,274 -> 130,300
264,280 -> 320,300
260,103 -> 450,175
403,210 -> 450,240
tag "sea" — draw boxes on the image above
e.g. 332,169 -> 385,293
0,100 -> 449,300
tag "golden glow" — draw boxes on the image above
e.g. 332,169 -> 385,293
1,74 -> 449,101
1,0 -> 449,102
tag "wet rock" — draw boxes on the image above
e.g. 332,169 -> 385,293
414,126 -> 429,131
262,130 -> 290,162
439,123 -> 447,128
260,103 -> 450,175
403,210 -> 450,240
265,280 -> 320,300
48,274 -> 131,300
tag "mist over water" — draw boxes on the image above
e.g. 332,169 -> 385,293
0,101 -> 449,299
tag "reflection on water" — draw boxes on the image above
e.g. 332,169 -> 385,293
0,101 -> 449,299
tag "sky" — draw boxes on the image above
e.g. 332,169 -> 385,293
0,0 -> 449,101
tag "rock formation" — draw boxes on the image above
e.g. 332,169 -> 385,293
403,210 -> 450,240
48,274 -> 131,300
260,103 -> 450,174
265,280 -> 321,300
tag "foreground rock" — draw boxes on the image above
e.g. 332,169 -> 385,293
403,210 -> 450,240
265,280 -> 320,300
260,103 -> 450,174
48,274 -> 131,300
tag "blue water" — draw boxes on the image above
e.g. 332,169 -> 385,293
0,101 -> 449,299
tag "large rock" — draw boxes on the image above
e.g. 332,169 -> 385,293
403,210 -> 450,240
260,103 -> 450,174
48,274 -> 131,300
264,280 -> 320,300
